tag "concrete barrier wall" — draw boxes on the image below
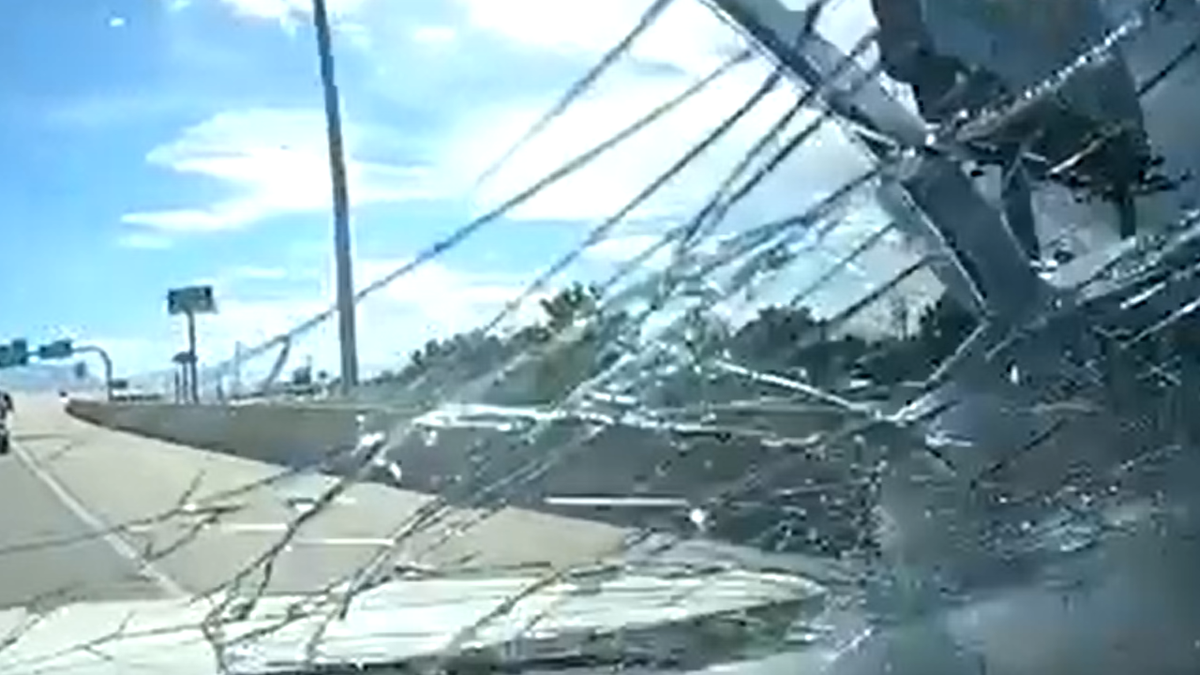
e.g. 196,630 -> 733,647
66,400 -> 852,505
65,398 -> 865,555
66,400 -> 404,470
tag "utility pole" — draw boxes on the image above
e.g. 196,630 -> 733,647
312,0 -> 359,396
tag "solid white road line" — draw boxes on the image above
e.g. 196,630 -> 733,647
14,443 -> 188,598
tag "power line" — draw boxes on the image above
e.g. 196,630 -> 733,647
203,50 -> 754,383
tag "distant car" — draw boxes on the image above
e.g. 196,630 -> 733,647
0,391 -> 12,455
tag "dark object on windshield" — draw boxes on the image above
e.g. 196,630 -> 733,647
0,391 -> 12,414
868,0 -> 1162,261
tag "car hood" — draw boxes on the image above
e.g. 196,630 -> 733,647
0,563 -> 822,675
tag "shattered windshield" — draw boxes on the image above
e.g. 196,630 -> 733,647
2,0 -> 1200,673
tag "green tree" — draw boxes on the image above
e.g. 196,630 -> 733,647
519,283 -> 624,403
727,305 -> 870,387
854,294 -> 977,386
538,283 -> 602,335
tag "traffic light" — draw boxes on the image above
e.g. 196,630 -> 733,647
37,339 -> 74,360
0,339 -> 29,369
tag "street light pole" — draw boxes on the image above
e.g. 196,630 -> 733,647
74,345 -> 114,402
312,0 -> 359,397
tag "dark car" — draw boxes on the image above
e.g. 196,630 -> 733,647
0,390 -> 12,455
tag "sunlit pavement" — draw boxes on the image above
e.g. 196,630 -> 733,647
0,439 -> 164,610
1,395 -> 628,609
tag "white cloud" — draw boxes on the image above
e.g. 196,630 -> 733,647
151,1 -> 877,229
212,260 -> 542,382
201,0 -> 369,25
584,234 -> 671,268
411,25 -> 457,47
114,0 -> 902,383
200,296 -> 329,356
117,233 -> 174,250
439,67 -> 871,224
357,259 -> 548,338
108,255 -> 544,382
452,0 -> 743,74
124,108 -> 433,233
163,0 -> 377,57
113,297 -> 331,390
393,0 -> 877,227
229,265 -> 290,280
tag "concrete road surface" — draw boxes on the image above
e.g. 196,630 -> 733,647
1,395 -> 628,610
0,443 -> 165,609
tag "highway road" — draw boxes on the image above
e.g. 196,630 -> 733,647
0,395 -> 628,610
0,431 -> 164,609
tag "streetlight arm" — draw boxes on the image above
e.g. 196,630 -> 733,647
74,345 -> 115,402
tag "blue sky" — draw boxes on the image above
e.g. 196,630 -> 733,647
0,0 -> 889,381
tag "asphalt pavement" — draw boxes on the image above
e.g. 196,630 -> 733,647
0,395 -> 628,610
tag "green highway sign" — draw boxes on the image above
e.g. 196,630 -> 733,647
0,339 -> 29,369
167,285 -> 216,316
37,339 -> 74,360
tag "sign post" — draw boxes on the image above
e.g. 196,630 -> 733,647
167,285 -> 217,404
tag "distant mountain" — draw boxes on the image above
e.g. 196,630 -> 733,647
0,363 -> 103,393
